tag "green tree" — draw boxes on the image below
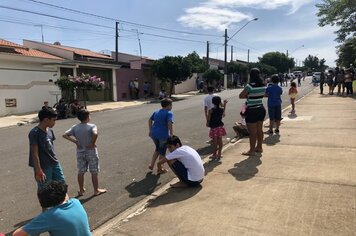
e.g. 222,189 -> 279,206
249,62 -> 277,76
259,52 -> 294,73
303,55 -> 328,71
152,56 -> 192,97
336,37 -> 356,67
203,69 -> 223,86
185,51 -> 209,73
316,0 -> 356,42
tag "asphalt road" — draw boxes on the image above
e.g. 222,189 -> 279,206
0,77 -> 315,234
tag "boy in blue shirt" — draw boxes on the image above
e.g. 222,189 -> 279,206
12,181 -> 91,236
265,74 -> 283,134
148,98 -> 174,174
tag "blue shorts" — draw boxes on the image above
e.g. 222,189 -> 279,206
36,162 -> 65,189
152,138 -> 167,156
171,160 -> 202,187
268,105 -> 282,121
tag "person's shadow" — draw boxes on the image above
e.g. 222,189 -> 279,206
228,155 -> 262,181
125,172 -> 161,198
148,185 -> 202,208
264,134 -> 280,146
5,218 -> 32,236
288,113 -> 297,119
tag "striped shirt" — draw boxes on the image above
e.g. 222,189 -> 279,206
244,83 -> 266,107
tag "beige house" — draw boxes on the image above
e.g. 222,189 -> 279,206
0,39 -> 63,116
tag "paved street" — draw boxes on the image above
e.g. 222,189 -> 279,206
0,78 -> 315,234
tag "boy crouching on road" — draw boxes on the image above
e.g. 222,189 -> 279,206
157,135 -> 205,188
63,109 -> 106,196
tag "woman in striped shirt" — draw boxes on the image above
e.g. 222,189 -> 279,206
239,68 -> 266,156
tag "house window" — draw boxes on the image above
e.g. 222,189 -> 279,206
60,68 -> 74,77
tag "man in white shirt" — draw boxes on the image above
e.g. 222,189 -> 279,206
203,86 -> 215,122
157,135 -> 205,188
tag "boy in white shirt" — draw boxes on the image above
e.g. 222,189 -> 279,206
157,135 -> 205,188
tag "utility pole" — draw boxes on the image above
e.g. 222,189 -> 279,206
286,50 -> 288,57
247,49 -> 250,64
115,21 -> 119,63
224,29 -> 228,90
206,41 -> 209,64
231,45 -> 233,62
40,25 -> 44,43
135,29 -> 142,58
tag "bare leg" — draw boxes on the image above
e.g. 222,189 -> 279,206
92,173 -> 107,195
256,121 -> 264,152
212,137 -> 218,156
149,151 -> 159,170
244,123 -> 257,155
269,120 -> 274,132
157,155 -> 168,174
276,120 -> 281,130
217,137 -> 223,157
78,173 -> 85,196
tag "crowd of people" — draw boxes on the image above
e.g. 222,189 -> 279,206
319,67 -> 355,96
13,66 -> 355,235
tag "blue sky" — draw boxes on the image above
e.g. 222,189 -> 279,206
0,0 -> 338,66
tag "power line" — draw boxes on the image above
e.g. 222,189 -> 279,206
20,0 -> 221,38
0,6 -> 212,44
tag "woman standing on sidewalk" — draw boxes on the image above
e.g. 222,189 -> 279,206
239,68 -> 266,156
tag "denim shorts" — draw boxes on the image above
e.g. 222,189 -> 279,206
36,162 -> 65,189
77,149 -> 99,174
152,138 -> 167,156
268,105 -> 282,121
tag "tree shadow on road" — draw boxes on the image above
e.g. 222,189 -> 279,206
228,155 -> 262,181
196,145 -> 213,156
148,185 -> 202,208
125,172 -> 161,198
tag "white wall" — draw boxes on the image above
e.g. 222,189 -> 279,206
174,73 -> 198,94
0,59 -> 60,116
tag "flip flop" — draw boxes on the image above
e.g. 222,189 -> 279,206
242,152 -> 256,156
94,189 -> 107,196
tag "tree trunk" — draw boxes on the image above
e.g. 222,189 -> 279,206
169,81 -> 174,98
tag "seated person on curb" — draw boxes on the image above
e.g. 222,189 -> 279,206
70,99 -> 84,117
12,181 -> 91,236
232,111 -> 249,142
157,135 -> 205,188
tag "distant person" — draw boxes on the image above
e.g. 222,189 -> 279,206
158,89 -> 167,100
239,68 -> 266,156
143,81 -> 150,99
41,101 -> 51,110
265,74 -> 283,134
128,80 -> 135,99
148,98 -> 174,174
63,109 -> 107,196
344,68 -> 353,95
327,70 -> 334,95
319,71 -> 326,94
289,82 -> 298,114
12,181 -> 91,236
70,99 -> 83,117
297,74 -> 302,87
157,135 -> 204,188
55,98 -> 68,119
203,86 -> 215,123
134,78 -> 140,99
206,96 -> 227,159
28,108 -> 65,191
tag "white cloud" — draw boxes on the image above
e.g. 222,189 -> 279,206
251,26 -> 336,42
178,0 -> 314,31
177,6 -> 251,31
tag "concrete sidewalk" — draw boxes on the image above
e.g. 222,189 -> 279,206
94,88 -> 356,236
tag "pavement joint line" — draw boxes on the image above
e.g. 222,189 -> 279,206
262,143 -> 356,151
93,87 -> 317,234
245,175 -> 356,188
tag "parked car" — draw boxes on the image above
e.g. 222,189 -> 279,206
293,71 -> 302,77
312,72 -> 321,83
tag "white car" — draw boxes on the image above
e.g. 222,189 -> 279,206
312,72 -> 321,82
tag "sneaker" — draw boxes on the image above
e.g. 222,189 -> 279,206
275,129 -> 280,134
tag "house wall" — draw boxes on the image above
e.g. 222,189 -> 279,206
0,58 -> 60,116
116,68 -> 154,100
174,73 -> 198,94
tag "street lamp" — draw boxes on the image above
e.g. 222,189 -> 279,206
224,18 -> 258,89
